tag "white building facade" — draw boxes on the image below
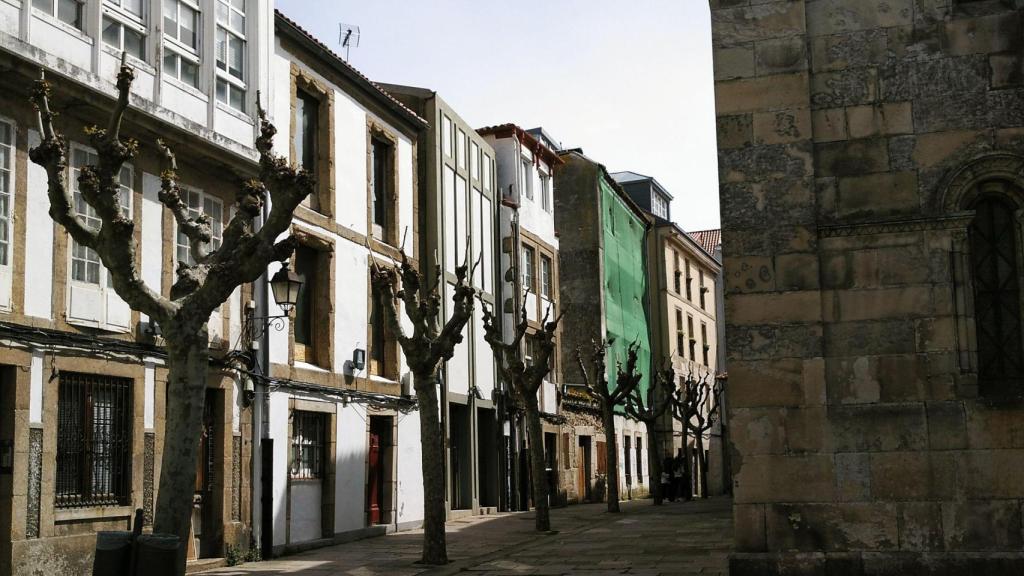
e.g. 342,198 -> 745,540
256,12 -> 428,555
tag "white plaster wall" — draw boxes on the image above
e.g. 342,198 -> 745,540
269,391 -> 291,547
288,481 -> 322,543
613,415 -> 649,493
396,409 -> 424,525
24,131 -> 53,321
140,173 -> 163,324
0,2 -> 19,36
31,14 -> 91,70
333,89 -> 369,235
472,311 -> 494,401
160,80 -> 208,126
334,402 -> 367,533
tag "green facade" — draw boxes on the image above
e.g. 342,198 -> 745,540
600,177 -> 651,400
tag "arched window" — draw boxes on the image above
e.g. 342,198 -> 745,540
968,193 -> 1024,396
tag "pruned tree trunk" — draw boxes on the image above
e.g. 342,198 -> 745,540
523,395 -> 550,531
152,326 -> 209,570
600,403 -> 619,513
645,419 -> 662,505
414,371 -> 448,564
31,62 -> 311,576
681,442 -> 693,501
696,434 -> 708,499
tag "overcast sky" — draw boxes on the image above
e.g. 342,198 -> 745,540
276,0 -> 721,231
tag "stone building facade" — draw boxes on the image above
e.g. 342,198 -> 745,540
712,0 -> 1024,573
0,0 -> 277,572
554,150 -> 653,504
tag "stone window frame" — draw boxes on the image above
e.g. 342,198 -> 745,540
288,226 -> 335,371
367,262 -> 400,382
366,118 -> 400,249
289,65 -> 335,218
942,153 -> 1024,401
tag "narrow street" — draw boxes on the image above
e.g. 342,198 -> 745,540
203,498 -> 733,576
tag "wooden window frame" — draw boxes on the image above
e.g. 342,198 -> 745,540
368,268 -> 400,381
366,120 -> 400,248
289,229 -> 334,369
290,67 -> 335,217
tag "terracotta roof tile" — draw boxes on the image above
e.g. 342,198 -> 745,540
688,228 -> 721,255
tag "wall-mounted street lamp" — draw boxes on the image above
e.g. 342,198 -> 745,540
351,348 -> 366,372
246,261 -> 304,342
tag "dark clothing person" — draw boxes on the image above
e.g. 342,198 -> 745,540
661,457 -> 675,502
672,450 -> 686,501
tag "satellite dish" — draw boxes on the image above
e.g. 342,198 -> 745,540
338,22 -> 361,61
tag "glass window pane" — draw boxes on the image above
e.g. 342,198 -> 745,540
229,84 -> 243,111
125,0 -> 143,16
125,28 -> 144,59
102,18 -> 120,47
228,34 -> 243,78
216,78 -> 227,103
57,0 -> 82,29
163,52 -> 177,76
230,10 -> 243,32
182,5 -> 198,48
163,0 -> 176,36
215,28 -> 226,69
33,0 -> 51,15
216,1 -> 227,24
181,59 -> 198,87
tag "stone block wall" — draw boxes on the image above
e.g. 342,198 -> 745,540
712,0 -> 1024,573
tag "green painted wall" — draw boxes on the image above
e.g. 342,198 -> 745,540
600,177 -> 651,401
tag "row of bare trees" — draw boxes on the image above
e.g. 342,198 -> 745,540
576,341 -> 723,510
33,64 -> 721,574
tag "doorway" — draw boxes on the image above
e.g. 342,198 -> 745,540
577,436 -> 592,503
449,403 -> 472,510
476,408 -> 498,508
193,389 -> 222,558
367,416 -> 393,525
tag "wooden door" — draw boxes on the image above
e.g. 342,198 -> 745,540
367,431 -> 382,524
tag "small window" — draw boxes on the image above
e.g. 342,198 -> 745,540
522,245 -> 536,292
701,322 -> 709,366
482,154 -> 491,191
163,0 -> 200,87
540,171 -> 551,213
471,141 -> 479,180
34,0 -> 84,30
370,137 -> 394,243
687,315 -> 696,361
71,148 -> 132,285
635,437 -> 643,484
685,260 -> 693,300
292,245 -> 318,363
540,255 -> 553,299
672,250 -> 681,294
0,121 -> 13,268
295,89 -> 318,173
457,129 -> 467,170
214,0 -> 246,111
175,188 -> 223,267
102,0 -> 146,60
290,411 -> 326,479
675,308 -> 685,355
623,435 -> 632,484
652,193 -> 669,219
442,115 -> 453,158
969,194 -> 1024,396
56,373 -> 132,508
368,289 -> 395,379
699,270 -> 706,310
520,158 -> 533,200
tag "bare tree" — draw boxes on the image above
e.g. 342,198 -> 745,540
574,340 -> 643,513
623,361 -> 673,505
480,290 -> 563,532
29,61 -> 309,574
369,247 -> 476,564
669,370 -> 723,500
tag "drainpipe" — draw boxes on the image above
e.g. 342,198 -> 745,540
251,189 -> 270,552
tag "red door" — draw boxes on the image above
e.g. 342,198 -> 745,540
368,431 -> 381,524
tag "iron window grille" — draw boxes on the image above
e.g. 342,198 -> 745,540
290,411 -> 326,479
56,372 -> 133,508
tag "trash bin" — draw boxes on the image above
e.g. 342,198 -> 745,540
132,534 -> 180,576
93,531 -> 133,576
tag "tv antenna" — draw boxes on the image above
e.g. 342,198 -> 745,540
338,22 -> 361,61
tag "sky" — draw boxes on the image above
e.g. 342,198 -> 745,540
276,0 -> 721,231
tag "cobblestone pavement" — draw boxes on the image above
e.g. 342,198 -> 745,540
202,497 -> 733,576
